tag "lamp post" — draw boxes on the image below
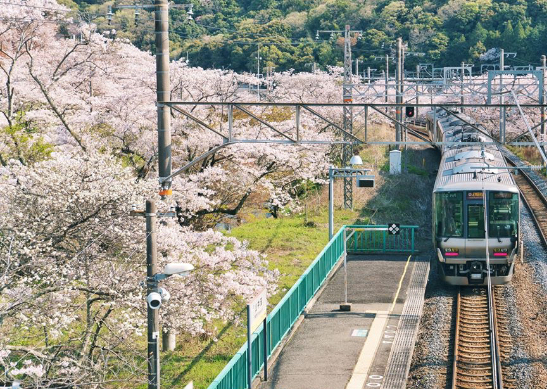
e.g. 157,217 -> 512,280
146,260 -> 193,389
132,200 -> 194,389
328,155 -> 374,240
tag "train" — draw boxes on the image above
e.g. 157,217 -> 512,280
426,108 -> 521,285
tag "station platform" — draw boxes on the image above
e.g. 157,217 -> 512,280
256,254 -> 429,389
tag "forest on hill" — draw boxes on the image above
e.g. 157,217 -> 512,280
70,0 -> 547,73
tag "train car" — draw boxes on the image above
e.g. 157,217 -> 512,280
426,109 -> 521,285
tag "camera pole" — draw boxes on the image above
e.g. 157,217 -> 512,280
146,200 -> 160,389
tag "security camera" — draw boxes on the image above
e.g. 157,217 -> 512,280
158,287 -> 170,303
147,292 -> 162,310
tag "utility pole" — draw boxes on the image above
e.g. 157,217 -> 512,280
395,37 -> 402,147
385,55 -> 389,111
500,49 -> 505,143
542,55 -> 546,138
257,43 -> 261,100
156,0 -> 172,196
343,24 -> 353,209
416,65 -> 420,118
146,200 -> 160,389
131,200 -> 187,388
461,62 -> 465,114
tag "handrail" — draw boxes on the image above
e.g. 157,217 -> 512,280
206,224 -> 418,389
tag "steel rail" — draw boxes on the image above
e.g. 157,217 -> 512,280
505,157 -> 547,248
452,286 -> 504,389
451,289 -> 461,389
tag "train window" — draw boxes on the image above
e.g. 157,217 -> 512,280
435,192 -> 463,237
467,204 -> 485,238
488,192 -> 518,238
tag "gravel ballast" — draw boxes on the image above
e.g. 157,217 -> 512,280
408,150 -> 547,388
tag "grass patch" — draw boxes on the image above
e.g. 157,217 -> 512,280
228,213 -> 330,304
160,208 -> 365,389
162,210 -> 369,386
507,145 -> 547,176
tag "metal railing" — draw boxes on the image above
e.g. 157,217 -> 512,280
345,225 -> 418,254
206,224 -> 417,389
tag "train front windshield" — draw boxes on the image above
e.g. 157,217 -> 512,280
435,192 -> 464,237
435,191 -> 518,239
488,191 -> 518,238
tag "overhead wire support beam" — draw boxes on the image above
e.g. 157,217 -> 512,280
511,90 -> 547,165
164,101 -> 545,108
159,101 -> 547,185
234,105 -> 297,143
168,105 -> 228,142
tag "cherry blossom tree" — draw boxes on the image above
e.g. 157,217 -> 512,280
0,151 -> 278,387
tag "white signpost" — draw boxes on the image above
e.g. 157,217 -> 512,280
247,288 -> 268,389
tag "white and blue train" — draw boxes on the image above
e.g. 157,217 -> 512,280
427,109 -> 521,285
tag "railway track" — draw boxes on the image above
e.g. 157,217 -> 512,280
505,157 -> 547,247
452,287 -> 515,389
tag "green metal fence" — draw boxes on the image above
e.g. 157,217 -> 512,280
206,224 -> 417,389
345,225 -> 418,254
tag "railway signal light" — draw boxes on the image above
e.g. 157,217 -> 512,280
405,106 -> 415,118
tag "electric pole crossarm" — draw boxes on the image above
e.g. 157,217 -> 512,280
161,137 -> 360,185
170,105 -> 229,141
300,105 -> 363,144
160,142 -> 234,184
234,105 -> 297,143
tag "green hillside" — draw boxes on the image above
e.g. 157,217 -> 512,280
78,0 -> 547,72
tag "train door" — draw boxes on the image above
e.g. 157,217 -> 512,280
465,192 -> 486,258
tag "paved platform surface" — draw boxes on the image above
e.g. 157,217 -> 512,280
257,254 -> 417,389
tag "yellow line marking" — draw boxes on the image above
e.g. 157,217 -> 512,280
389,254 -> 413,313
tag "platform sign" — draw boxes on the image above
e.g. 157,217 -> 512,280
248,288 -> 267,332
247,288 -> 268,388
388,223 -> 400,235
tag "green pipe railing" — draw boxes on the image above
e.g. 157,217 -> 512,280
345,225 -> 418,254
206,224 -> 418,389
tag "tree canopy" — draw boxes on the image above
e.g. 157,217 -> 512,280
78,0 -> 547,72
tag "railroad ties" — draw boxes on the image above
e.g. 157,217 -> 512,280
452,287 -> 515,389
452,288 -> 492,389
506,158 -> 547,246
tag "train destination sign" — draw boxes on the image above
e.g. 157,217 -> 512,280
466,191 -> 484,200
